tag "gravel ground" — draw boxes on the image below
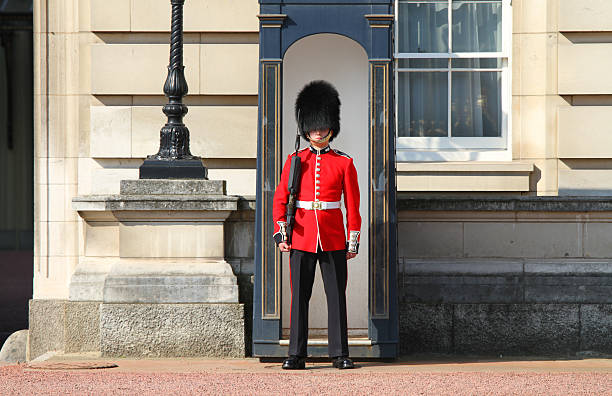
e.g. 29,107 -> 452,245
1,364 -> 611,396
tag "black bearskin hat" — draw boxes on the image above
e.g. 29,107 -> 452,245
295,80 -> 341,142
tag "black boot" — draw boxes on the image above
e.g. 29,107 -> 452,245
332,356 -> 354,369
282,355 -> 306,370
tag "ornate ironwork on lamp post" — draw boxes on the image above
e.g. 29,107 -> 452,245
139,0 -> 207,179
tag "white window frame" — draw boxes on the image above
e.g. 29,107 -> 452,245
394,0 -> 513,162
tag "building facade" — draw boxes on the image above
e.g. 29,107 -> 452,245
7,0 -> 611,359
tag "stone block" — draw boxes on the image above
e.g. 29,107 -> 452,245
201,44 -> 258,94
518,34 -> 558,96
119,222 -> 225,258
90,106 -> 132,158
131,0 -> 258,32
90,0 -> 130,32
525,276 -> 612,303
398,222 -> 463,258
0,330 -> 28,363
559,169 -> 612,196
399,304 -> 453,354
224,219 -> 255,259
558,37 -> 612,95
519,0 -> 559,34
580,304 -> 612,353
27,299 -> 65,360
102,260 -> 239,303
403,276 -> 524,304
585,223 -> 612,258
84,222 -> 119,258
453,304 -> 580,355
131,106 -> 258,158
530,158 -> 558,196
559,0 -> 612,32
120,179 -> 226,195
464,222 -> 581,258
100,303 -> 245,357
64,302 -> 100,353
68,259 -> 113,301
520,95 -> 563,159
207,169 -> 256,196
91,44 -> 200,95
558,106 -> 612,159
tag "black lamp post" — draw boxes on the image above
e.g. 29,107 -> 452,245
139,0 -> 207,179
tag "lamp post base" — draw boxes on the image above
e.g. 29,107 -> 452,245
139,158 -> 208,179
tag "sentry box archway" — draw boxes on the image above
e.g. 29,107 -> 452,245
254,0 -> 398,358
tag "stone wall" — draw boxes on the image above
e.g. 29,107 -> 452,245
398,197 -> 612,356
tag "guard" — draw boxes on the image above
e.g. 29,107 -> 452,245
272,80 -> 361,370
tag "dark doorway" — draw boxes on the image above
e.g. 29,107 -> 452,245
0,0 -> 33,347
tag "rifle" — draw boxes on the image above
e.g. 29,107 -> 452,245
285,119 -> 302,245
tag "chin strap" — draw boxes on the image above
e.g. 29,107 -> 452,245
308,130 -> 332,144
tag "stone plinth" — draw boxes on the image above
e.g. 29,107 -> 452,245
35,179 -> 248,358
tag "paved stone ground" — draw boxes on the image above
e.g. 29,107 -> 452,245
1,355 -> 611,395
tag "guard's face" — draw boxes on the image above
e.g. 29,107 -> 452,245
308,129 -> 332,144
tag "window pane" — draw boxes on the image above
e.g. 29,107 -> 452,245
451,71 -> 501,137
452,2 -> 502,52
398,72 -> 448,137
398,2 -> 449,53
398,58 -> 448,68
452,58 -> 502,68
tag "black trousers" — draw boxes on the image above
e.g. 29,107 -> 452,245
288,247 -> 349,358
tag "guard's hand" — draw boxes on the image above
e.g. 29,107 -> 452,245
278,242 -> 291,252
346,252 -> 357,260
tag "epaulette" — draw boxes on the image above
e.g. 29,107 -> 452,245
333,149 -> 351,159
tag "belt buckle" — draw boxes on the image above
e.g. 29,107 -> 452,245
311,201 -> 321,210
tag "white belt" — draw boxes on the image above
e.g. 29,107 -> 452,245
296,200 -> 341,210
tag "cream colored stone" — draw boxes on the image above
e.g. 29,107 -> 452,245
396,174 -> 529,192
207,169 -> 256,196
559,0 -> 612,32
33,256 -> 77,299
48,33 -> 80,96
520,95 -> 567,159
559,169 -> 612,196
91,166 -> 141,195
90,0 -> 130,32
519,33 -> 558,96
396,160 -> 534,192
558,37 -> 612,94
48,95 -> 80,158
512,96 -> 521,160
530,158 -> 558,195
131,106 -> 257,158
47,184 -> 66,222
91,44 -> 200,95
558,106 -> 612,158
78,0 -> 91,32
396,162 -> 533,172
47,0 -> 78,34
48,221 -> 79,257
131,0 -> 259,32
584,223 -> 612,258
84,222 -> 119,257
119,223 -> 225,258
464,222 -> 581,258
519,0 -> 558,34
90,106 -> 132,158
398,222 -> 463,258
201,44 -> 258,95
512,0 -> 521,34
512,34 -> 521,96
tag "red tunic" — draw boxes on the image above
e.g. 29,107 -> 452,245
272,145 -> 361,253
